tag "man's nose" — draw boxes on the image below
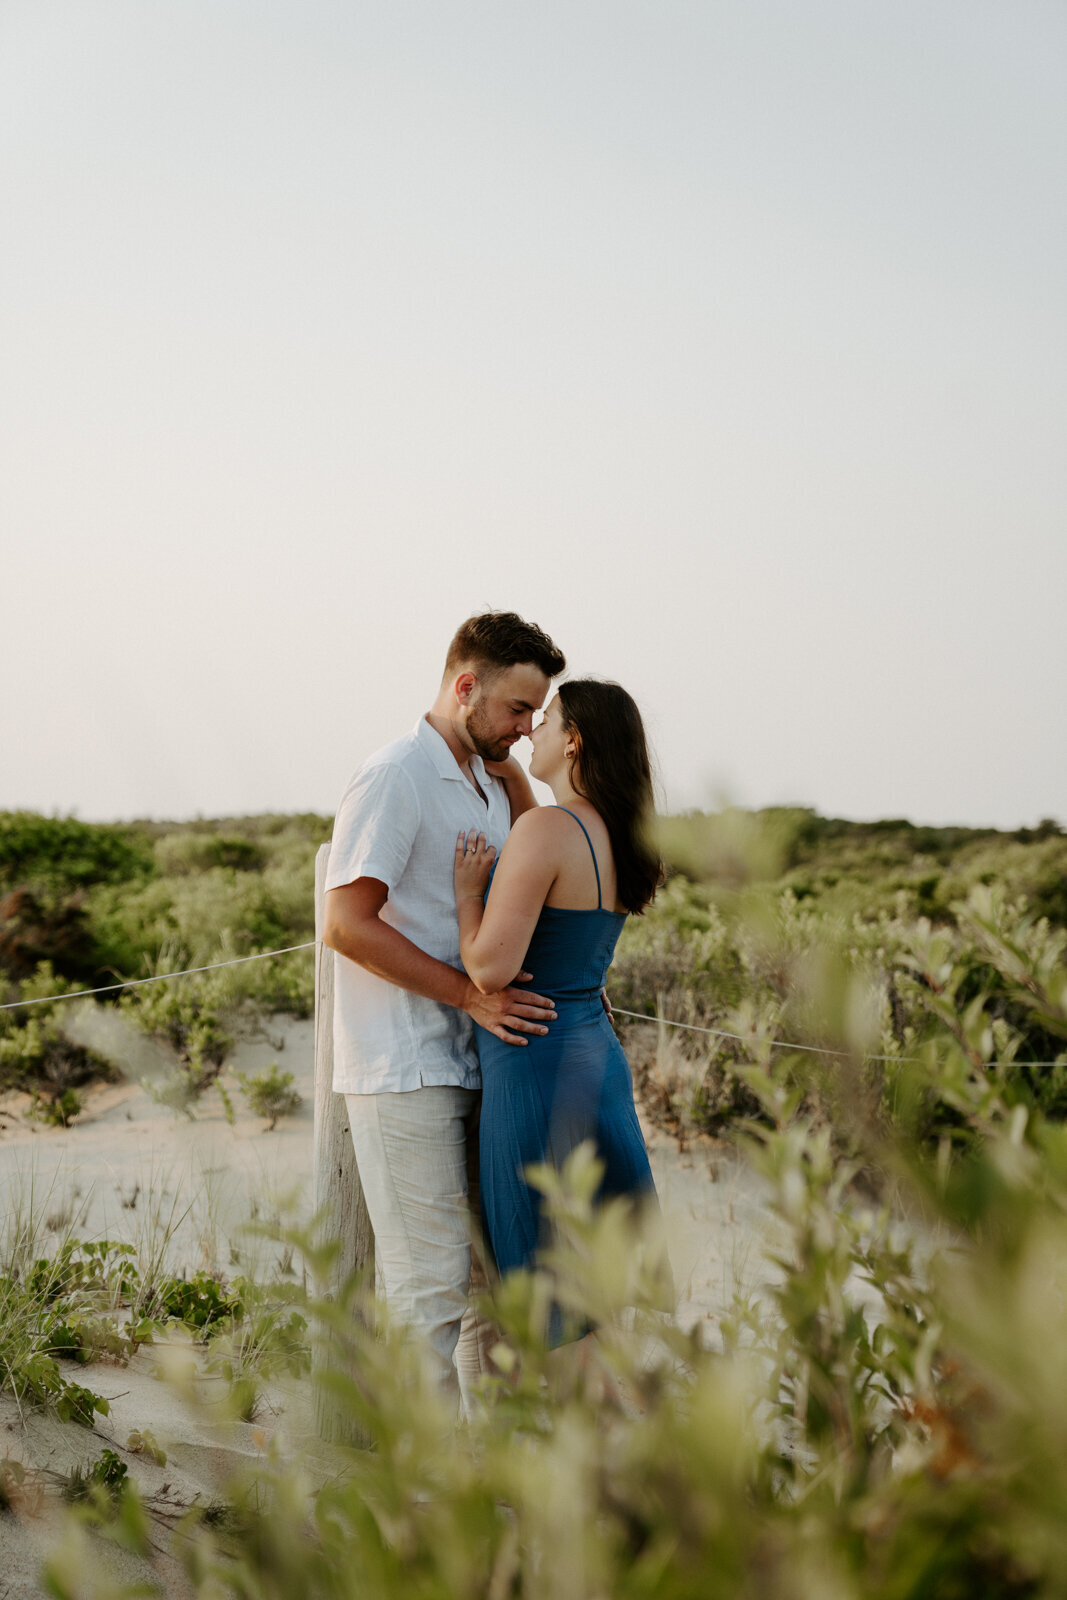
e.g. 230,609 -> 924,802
517,712 -> 534,736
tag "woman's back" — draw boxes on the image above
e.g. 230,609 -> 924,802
539,801 -> 624,913
487,807 -> 625,1000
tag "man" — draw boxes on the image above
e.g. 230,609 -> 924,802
322,611 -> 566,1408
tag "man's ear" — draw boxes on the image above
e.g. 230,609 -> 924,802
454,671 -> 478,704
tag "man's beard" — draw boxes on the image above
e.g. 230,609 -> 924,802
465,702 -> 513,763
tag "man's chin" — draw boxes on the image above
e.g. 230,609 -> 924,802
476,743 -> 513,763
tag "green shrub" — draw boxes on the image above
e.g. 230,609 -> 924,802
123,968 -> 234,1095
30,1086 -> 83,1127
0,812 -> 153,895
0,964 -> 114,1093
0,886 -> 112,985
235,1063 -> 301,1130
153,832 -> 265,876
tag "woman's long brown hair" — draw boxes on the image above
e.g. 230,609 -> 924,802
557,679 -> 662,915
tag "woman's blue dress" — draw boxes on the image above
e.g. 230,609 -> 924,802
475,809 -> 656,1297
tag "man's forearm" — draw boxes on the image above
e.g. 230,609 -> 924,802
326,917 -> 473,1011
323,880 -> 555,1043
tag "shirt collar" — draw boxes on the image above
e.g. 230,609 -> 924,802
415,714 -> 490,786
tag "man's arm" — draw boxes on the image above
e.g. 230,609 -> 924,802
322,878 -> 556,1046
481,755 -> 538,822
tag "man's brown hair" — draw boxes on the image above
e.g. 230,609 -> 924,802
443,611 -> 565,683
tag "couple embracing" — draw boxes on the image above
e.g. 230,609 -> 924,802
323,611 -> 662,1412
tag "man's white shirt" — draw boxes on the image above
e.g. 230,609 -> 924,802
326,716 -> 512,1093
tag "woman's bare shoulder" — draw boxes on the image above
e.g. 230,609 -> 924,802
508,800 -> 575,838
505,806 -> 576,844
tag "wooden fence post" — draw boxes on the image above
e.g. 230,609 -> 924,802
313,842 -> 374,1444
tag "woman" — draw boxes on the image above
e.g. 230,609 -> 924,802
454,679 -> 662,1342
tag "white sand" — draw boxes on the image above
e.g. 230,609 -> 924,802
0,1014 -> 777,1596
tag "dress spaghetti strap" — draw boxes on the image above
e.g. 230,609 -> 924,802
553,807 -> 603,909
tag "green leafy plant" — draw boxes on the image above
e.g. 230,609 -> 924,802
30,1085 -> 83,1127
0,964 -> 113,1094
156,1269 -> 243,1334
0,812 -> 153,896
0,1236 -> 112,1429
63,1447 -> 129,1505
235,1063 -> 302,1130
125,1428 -> 166,1467
199,1274 -> 310,1421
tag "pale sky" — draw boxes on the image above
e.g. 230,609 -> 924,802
2,2 -> 1064,829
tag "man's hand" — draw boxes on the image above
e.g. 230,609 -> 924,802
464,975 -> 556,1046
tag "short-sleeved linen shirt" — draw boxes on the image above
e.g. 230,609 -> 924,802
325,716 -> 512,1093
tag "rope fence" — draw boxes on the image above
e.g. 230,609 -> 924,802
0,943 -> 316,1012
611,1006 -> 919,1065
2,941 -> 1060,1068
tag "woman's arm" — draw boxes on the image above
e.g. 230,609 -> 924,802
481,755 -> 538,822
454,809 -> 563,994
324,878 -> 556,1043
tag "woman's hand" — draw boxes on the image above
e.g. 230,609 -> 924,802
480,755 -> 538,821
479,756 -> 516,781
454,828 -> 496,902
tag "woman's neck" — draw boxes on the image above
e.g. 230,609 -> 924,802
548,775 -> 585,810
